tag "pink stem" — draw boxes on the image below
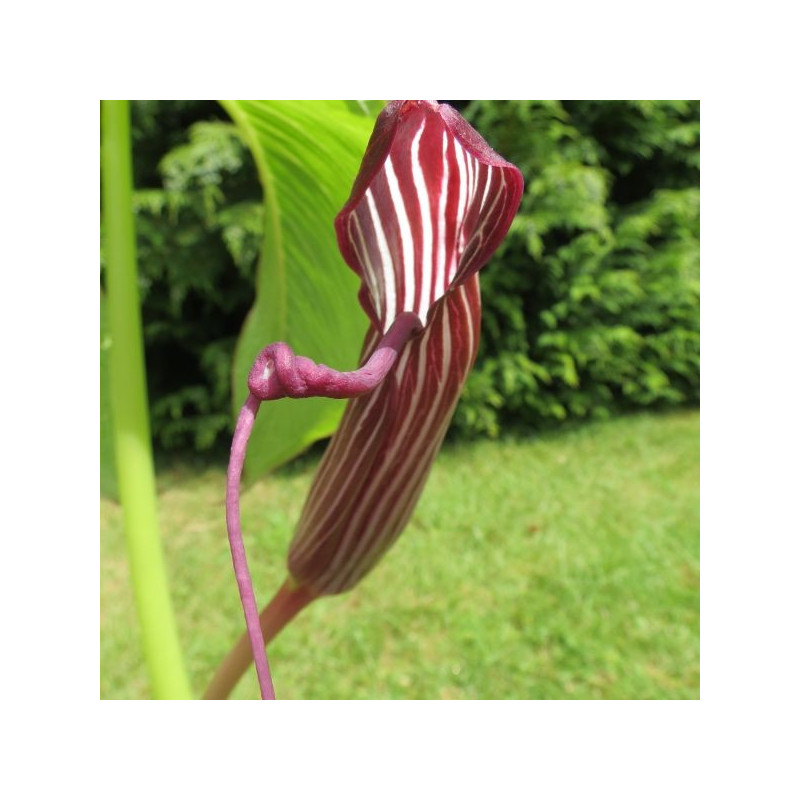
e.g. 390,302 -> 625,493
226,394 -> 275,700
203,579 -> 317,700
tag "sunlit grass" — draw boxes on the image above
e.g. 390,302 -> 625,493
100,410 -> 699,700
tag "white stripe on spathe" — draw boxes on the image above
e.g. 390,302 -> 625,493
466,150 -> 476,215
349,214 -> 383,324
410,119 -> 433,324
436,131 -> 450,303
479,165 -> 492,211
364,188 -> 396,332
384,155 -> 416,315
454,141 -> 469,262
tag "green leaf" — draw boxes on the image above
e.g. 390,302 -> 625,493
221,101 -> 377,478
344,100 -> 386,117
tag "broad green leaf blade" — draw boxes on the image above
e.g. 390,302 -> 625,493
222,101 -> 377,478
344,100 -> 386,117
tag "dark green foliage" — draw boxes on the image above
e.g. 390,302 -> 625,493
450,100 -> 700,438
118,101 -> 263,453
110,100 -> 699,455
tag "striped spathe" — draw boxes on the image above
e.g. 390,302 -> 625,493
224,101 -> 523,698
288,275 -> 481,594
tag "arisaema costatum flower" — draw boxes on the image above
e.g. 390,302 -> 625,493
209,100 -> 524,700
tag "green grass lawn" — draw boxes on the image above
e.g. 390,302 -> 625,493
100,410 -> 699,700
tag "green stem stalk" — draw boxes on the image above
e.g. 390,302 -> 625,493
102,100 -> 192,700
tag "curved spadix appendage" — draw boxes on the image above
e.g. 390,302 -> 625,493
247,312 -> 422,401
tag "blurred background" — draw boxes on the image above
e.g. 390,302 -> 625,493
100,100 -> 699,699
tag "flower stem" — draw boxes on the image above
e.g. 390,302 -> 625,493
102,100 -> 192,700
204,578 -> 317,699
225,394 -> 277,698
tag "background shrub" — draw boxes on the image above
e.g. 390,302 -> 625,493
104,100 -> 699,455
450,100 -> 699,437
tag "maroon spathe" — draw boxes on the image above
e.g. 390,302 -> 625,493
225,100 -> 523,699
